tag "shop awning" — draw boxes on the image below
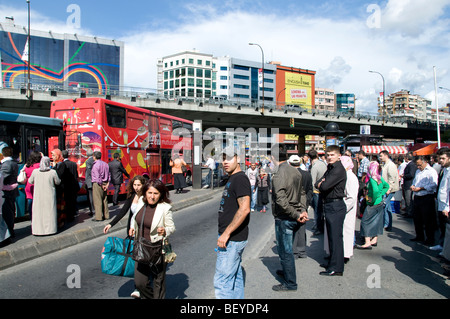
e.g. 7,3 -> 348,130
362,145 -> 408,155
413,143 -> 450,156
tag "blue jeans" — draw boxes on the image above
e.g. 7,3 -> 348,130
214,238 -> 247,299
250,185 -> 258,210
275,218 -> 299,290
383,192 -> 395,229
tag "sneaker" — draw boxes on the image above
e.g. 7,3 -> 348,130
130,289 -> 140,299
429,244 -> 443,251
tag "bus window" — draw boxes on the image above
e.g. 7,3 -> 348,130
26,128 -> 43,156
105,104 -> 126,128
0,123 -> 23,163
172,120 -> 182,130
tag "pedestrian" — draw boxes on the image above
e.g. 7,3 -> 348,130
344,149 -> 358,176
256,168 -> 270,213
271,144 -> 308,291
28,156 -> 61,236
246,162 -> 259,212
340,156 -> 359,261
50,148 -> 65,227
379,150 -> 400,231
0,168 -> 11,247
129,179 -> 175,299
410,155 -> 438,246
308,149 -> 327,235
288,154 -> 313,259
169,153 -> 187,194
357,150 -> 370,217
23,151 -> 42,219
357,161 -> 390,249
1,146 -> 19,238
214,145 -> 251,299
84,149 -> 95,216
202,154 -> 216,188
91,151 -> 111,221
315,145 -> 347,276
57,150 -> 80,222
103,174 -> 146,299
400,153 -> 416,218
108,152 -> 130,205
433,148 -> 450,252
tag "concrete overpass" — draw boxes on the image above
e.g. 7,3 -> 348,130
0,87 -> 445,141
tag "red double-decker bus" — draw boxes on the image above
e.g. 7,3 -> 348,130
50,98 -> 193,196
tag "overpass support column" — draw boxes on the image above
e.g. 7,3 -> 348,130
297,134 -> 306,155
192,120 -> 203,189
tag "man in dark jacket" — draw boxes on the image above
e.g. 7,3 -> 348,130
270,144 -> 308,292
1,146 -> 19,238
401,152 -> 417,218
315,145 -> 347,276
57,150 -> 80,222
108,152 -> 130,206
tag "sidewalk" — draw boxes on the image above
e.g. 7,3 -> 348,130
0,186 -> 223,270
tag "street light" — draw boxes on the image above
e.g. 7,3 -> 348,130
249,43 -> 264,115
26,0 -> 32,100
369,70 -> 385,125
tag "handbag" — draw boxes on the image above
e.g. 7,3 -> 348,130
101,236 -> 135,278
163,237 -> 177,263
17,166 -> 27,184
132,206 -> 163,268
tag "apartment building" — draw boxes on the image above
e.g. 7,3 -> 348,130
315,88 -> 335,112
384,90 -> 432,121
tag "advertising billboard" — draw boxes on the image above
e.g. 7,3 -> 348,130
284,72 -> 313,111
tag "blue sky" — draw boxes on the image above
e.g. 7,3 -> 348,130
1,0 -> 450,115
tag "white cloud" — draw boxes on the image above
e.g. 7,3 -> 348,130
2,2 -> 449,115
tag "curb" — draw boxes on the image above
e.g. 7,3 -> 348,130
0,189 -> 222,271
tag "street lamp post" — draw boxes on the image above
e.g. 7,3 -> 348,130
369,70 -> 385,125
249,43 -> 264,115
26,0 -> 32,100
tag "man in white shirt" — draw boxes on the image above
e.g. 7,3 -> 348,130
203,155 -> 216,188
246,163 -> 259,212
434,148 -> 450,252
410,156 -> 438,245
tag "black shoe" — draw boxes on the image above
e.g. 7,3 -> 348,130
319,270 -> 343,276
272,284 -> 297,292
356,245 -> 372,250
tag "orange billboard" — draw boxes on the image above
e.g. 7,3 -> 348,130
276,65 -> 316,112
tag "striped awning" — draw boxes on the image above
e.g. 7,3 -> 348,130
362,145 -> 408,155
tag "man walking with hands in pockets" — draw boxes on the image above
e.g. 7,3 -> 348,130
214,145 -> 251,299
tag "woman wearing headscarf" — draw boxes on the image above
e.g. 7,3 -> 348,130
50,148 -> 65,227
28,156 -> 61,236
23,151 -> 42,219
340,156 -> 359,260
357,161 -> 390,249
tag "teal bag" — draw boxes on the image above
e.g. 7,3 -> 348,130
101,236 -> 135,278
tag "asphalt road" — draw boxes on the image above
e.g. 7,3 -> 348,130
0,192 -> 448,300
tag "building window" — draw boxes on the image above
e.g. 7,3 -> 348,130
189,58 -> 194,64
188,68 -> 194,76
220,85 -> 228,89
196,69 -> 203,77
233,65 -> 250,71
234,84 -> 249,89
205,80 -> 211,88
188,78 -> 194,87
204,69 -> 211,78
220,66 -> 228,71
220,76 -> 228,80
197,59 -> 202,65
234,74 -> 250,80
206,61 -> 210,66
196,79 -> 203,87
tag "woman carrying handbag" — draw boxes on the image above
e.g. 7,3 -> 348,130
129,179 -> 175,299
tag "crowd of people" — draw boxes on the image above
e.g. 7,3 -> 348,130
0,147 -> 133,244
218,144 -> 450,295
1,141 -> 449,299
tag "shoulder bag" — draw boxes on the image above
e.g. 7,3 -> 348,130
17,166 -> 27,184
132,206 -> 163,268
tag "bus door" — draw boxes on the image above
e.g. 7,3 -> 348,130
147,114 -> 160,180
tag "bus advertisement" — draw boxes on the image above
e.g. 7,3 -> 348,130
50,98 -> 193,196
